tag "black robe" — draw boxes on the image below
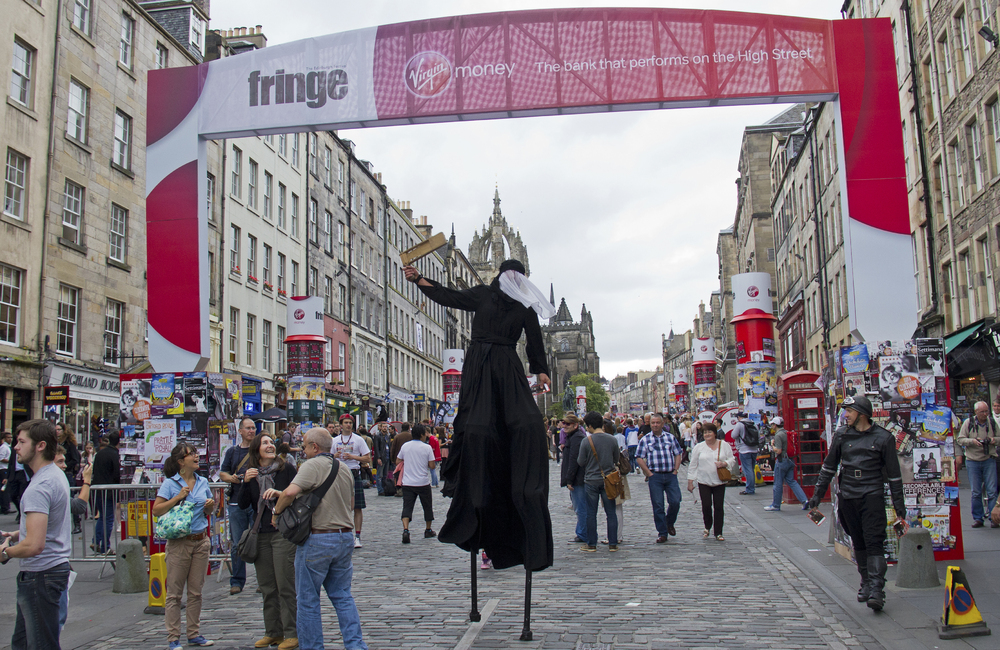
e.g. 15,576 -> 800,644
419,278 -> 553,571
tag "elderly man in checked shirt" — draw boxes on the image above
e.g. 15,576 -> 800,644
636,413 -> 685,543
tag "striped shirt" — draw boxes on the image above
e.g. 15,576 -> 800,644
636,431 -> 684,473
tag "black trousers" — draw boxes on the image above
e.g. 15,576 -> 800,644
0,468 -> 9,512
698,483 -> 726,536
838,492 -> 888,555
401,485 -> 434,523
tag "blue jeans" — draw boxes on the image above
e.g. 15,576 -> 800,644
94,491 -> 116,552
12,562 -> 69,650
295,532 -> 367,650
966,458 -> 998,523
739,452 -> 757,493
647,472 -> 682,537
430,467 -> 439,487
628,446 -> 638,471
228,503 -> 254,588
569,485 -> 588,540
584,483 -> 617,547
376,461 -> 387,495
770,457 -> 809,508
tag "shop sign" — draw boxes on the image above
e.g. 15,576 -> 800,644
45,363 -> 121,402
413,392 -> 426,403
44,386 -> 70,405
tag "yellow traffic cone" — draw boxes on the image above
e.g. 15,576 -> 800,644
938,566 -> 991,639
144,552 -> 167,615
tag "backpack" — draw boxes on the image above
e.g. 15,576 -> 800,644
275,454 -> 341,546
741,421 -> 760,448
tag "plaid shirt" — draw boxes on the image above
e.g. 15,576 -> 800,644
636,431 -> 684,472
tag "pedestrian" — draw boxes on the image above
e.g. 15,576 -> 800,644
390,422 -> 411,466
808,395 -> 907,612
731,412 -> 759,494
91,431 -> 120,554
686,422 -> 736,541
636,413 -> 685,543
356,427 -> 374,489
397,423 -> 437,543
606,419 -> 629,544
54,446 -> 93,631
0,431 -> 11,514
638,414 -> 652,437
428,427 -> 444,487
83,441 -> 95,467
1,420 -> 71,650
559,414 -> 588,543
152,443 -> 216,648
372,422 -> 392,496
624,419 -> 639,471
266,428 -> 368,650
239,434 -> 298,650
219,416 -> 257,594
4,442 -> 28,522
576,412 -> 620,552
955,401 -> 999,528
55,423 -> 81,487
333,414 -> 371,548
764,417 -> 810,512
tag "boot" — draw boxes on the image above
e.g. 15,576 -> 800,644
866,555 -> 887,611
854,550 -> 869,603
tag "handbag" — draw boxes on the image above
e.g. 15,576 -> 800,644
155,479 -> 197,540
393,460 -> 405,487
587,435 -> 623,500
236,495 -> 266,563
715,443 -> 732,482
616,450 -> 632,476
275,454 -> 341,546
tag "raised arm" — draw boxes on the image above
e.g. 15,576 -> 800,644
404,265 -> 482,311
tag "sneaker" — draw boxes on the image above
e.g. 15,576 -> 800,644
763,505 -> 781,512
229,586 -> 242,595
354,536 -> 362,548
169,642 -> 183,650
579,545 -> 597,552
569,536 -> 585,543
802,504 -> 810,510
992,522 -> 1000,529
608,545 -> 618,552
972,520 -> 985,528
402,530 -> 410,544
187,636 -> 214,646
481,560 -> 492,569
424,529 -> 437,538
739,490 -> 754,495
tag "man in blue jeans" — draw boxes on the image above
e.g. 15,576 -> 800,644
559,415 -> 588,543
636,413 -> 685,543
219,417 -> 257,594
268,427 -> 368,650
732,413 -> 758,495
763,417 -> 809,511
91,432 -> 120,553
956,401 -> 999,528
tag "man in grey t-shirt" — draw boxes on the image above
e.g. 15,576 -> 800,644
1,419 -> 71,650
577,411 -> 621,552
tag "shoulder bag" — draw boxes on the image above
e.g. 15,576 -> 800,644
155,478 -> 197,540
236,494 -> 266,563
276,455 -> 341,546
616,447 -> 632,476
715,443 -> 732,482
587,435 -> 623,500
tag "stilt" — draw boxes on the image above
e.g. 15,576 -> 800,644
519,568 -> 533,641
469,549 -> 481,622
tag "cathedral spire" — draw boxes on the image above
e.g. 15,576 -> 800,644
549,283 -> 555,306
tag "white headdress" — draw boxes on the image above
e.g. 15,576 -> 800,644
498,270 -> 557,320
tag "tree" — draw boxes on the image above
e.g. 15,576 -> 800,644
568,373 -> 609,415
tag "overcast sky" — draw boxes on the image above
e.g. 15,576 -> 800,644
211,0 -> 845,381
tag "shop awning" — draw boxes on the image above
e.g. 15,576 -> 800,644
945,321 -> 988,355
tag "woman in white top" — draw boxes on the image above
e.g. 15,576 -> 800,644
686,423 -> 736,541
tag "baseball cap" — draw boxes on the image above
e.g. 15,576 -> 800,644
771,416 -> 784,427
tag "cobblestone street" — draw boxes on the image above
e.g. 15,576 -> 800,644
67,465 -> 882,650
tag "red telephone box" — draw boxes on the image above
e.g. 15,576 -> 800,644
778,370 -> 829,503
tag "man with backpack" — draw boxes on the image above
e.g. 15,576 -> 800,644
267,427 -> 368,650
732,412 -> 760,495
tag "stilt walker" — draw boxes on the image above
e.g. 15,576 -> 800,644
403,258 -> 555,639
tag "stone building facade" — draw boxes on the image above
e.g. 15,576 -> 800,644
538,294 -> 600,416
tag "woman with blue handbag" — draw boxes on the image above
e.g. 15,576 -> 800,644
153,443 -> 216,649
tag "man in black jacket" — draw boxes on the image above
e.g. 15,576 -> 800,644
808,395 -> 907,612
91,432 -> 121,554
559,414 -> 587,543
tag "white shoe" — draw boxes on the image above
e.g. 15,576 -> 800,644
353,536 -> 362,548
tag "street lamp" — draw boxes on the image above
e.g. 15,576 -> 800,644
979,25 -> 1000,48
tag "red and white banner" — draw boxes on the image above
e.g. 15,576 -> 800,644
146,10 -> 914,371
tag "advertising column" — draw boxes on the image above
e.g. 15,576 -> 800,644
440,349 -> 464,425
285,297 -> 326,427
692,337 -> 717,413
673,369 -> 688,414
732,272 -> 778,424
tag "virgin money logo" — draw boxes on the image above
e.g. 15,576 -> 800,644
404,51 -> 452,97
700,345 -> 708,352
747,286 -> 759,298
294,309 -> 305,320
449,356 -> 455,363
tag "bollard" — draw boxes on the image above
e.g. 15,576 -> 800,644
894,528 -> 939,589
113,538 -> 148,594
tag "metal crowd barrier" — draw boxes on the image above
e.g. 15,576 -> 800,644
68,483 -> 234,578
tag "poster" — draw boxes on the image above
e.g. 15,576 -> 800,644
841,344 -> 870,373
144,419 -> 177,468
184,372 -> 208,412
